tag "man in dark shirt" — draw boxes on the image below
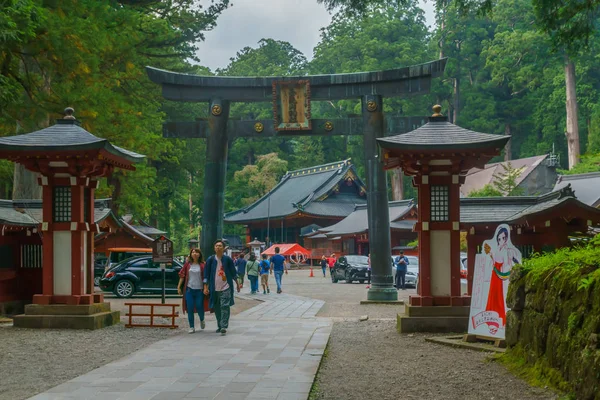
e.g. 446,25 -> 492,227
394,251 -> 409,290
270,247 -> 288,294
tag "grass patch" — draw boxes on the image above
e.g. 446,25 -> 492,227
491,346 -> 573,399
308,335 -> 331,400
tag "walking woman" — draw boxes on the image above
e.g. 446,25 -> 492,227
246,253 -> 260,294
320,255 -> 328,277
177,248 -> 206,333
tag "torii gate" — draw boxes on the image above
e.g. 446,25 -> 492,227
146,59 -> 446,301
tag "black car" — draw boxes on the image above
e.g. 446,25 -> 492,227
331,255 -> 369,284
99,256 -> 183,298
93,256 -> 108,287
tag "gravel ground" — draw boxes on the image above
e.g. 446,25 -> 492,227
282,270 -> 413,319
0,296 -> 258,400
310,320 -> 559,400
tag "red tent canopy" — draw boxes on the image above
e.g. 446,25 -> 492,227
261,243 -> 310,257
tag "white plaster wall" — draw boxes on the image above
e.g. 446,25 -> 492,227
430,230 -> 451,296
53,231 -> 72,295
82,231 -> 88,294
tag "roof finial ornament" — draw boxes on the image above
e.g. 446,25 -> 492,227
63,107 -> 76,120
432,105 -> 443,117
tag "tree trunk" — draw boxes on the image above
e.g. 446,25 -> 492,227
107,175 -> 122,216
12,164 -> 42,200
504,123 -> 512,161
390,169 -> 404,201
453,77 -> 459,123
565,57 -> 580,169
189,172 -> 194,231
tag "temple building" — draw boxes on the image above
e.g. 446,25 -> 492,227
462,154 -> 558,197
553,172 -> 600,208
224,159 -> 367,260
304,200 -> 418,257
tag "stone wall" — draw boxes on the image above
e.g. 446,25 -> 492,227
506,262 -> 600,399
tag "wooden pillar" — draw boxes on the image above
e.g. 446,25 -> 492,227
71,182 -> 83,297
362,95 -> 396,301
40,181 -> 53,299
450,174 -> 461,303
200,98 -> 230,260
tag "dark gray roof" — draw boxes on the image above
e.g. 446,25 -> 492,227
300,224 -> 322,236
0,119 -> 145,163
322,200 -> 415,237
130,225 -> 166,236
223,234 -> 244,248
460,185 -> 600,225
224,160 -> 367,223
553,172 -> 600,208
378,116 -> 510,151
0,198 -> 116,226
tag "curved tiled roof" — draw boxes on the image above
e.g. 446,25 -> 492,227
0,198 -> 117,226
0,120 -> 144,163
553,172 -> 600,208
322,200 -> 415,237
224,160 -> 367,223
378,117 -> 510,151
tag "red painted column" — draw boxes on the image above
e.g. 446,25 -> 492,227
86,185 -> 95,297
416,174 -> 432,305
71,183 -> 83,297
450,176 -> 461,301
41,182 -> 53,297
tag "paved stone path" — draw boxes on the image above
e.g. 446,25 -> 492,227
29,293 -> 331,400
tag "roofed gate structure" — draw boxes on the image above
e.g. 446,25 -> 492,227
147,59 -> 446,301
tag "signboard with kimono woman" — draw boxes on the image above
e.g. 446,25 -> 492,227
468,224 -> 522,339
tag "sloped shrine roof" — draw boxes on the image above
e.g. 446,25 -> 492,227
224,160 -> 366,223
460,185 -> 600,225
0,119 -> 144,167
261,243 -> 310,256
0,198 -> 117,227
378,116 -> 510,151
462,155 -> 549,196
322,200 -> 416,237
553,172 -> 600,208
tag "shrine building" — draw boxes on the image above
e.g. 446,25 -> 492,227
224,159 -> 367,262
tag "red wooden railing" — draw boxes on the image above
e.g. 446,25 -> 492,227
124,303 -> 179,329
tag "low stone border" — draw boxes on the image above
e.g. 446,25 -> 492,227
424,335 -> 506,353
359,300 -> 404,305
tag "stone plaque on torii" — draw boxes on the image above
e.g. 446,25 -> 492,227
146,59 -> 447,301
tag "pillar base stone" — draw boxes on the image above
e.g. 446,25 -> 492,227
397,304 -> 470,333
367,287 -> 398,301
12,303 -> 120,330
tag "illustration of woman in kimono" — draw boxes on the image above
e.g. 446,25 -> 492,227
483,225 -> 521,334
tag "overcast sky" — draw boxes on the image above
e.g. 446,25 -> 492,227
195,0 -> 436,71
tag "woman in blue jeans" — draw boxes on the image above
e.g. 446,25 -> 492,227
246,253 -> 260,294
177,248 -> 206,333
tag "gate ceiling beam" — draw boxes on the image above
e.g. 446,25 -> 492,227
163,117 -> 428,139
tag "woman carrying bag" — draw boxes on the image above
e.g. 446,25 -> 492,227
177,248 -> 207,333
246,253 -> 260,294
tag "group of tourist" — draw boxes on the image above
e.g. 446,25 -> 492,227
177,243 -> 290,335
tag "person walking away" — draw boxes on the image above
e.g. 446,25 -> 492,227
235,255 -> 247,289
320,255 -> 328,277
270,247 -> 288,294
204,239 -> 240,336
178,248 -> 206,333
260,254 -> 271,294
246,253 -> 260,294
395,251 -> 409,290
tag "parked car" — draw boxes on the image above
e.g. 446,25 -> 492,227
331,255 -> 369,284
105,247 -> 153,271
99,255 -> 183,298
460,252 -> 468,279
93,256 -> 108,287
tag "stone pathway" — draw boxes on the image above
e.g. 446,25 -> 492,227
29,293 -> 332,400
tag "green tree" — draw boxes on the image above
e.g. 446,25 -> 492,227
492,162 -> 525,195
228,153 -> 288,208
467,184 -> 503,197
